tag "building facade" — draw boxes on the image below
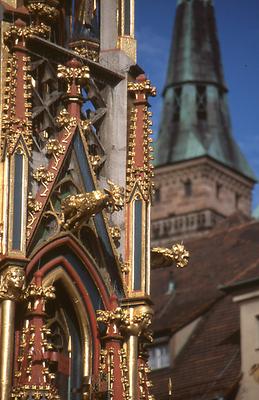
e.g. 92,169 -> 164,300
0,1 -> 159,400
149,1 -> 259,400
152,0 -> 256,245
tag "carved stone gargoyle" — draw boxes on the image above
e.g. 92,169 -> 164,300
61,180 -> 124,231
151,243 -> 189,269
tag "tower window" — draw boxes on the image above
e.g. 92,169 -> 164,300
154,187 -> 161,203
196,85 -> 207,120
173,87 -> 182,122
216,183 -> 222,199
184,179 -> 192,197
235,193 -> 241,209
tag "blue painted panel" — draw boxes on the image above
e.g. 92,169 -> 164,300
73,133 -> 123,294
12,153 -> 23,250
133,199 -> 142,291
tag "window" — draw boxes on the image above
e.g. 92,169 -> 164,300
216,183 -> 222,199
149,343 -> 170,370
196,85 -> 207,120
235,193 -> 241,209
184,179 -> 192,197
154,187 -> 161,203
173,87 -> 182,122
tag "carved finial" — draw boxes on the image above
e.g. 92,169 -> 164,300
151,243 -> 189,269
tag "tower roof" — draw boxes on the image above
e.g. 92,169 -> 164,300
165,0 -> 225,91
155,0 -> 256,182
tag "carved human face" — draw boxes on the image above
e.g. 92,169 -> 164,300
6,267 -> 25,290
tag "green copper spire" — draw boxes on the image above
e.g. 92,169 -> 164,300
155,0 -> 256,181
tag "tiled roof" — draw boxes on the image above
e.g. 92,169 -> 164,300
150,215 -> 259,399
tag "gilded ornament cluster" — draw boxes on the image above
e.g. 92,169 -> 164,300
57,63 -> 90,94
33,166 -> 55,197
128,79 -> 157,97
126,79 -> 156,201
1,55 -> 33,155
151,243 -> 189,269
4,22 -> 50,47
27,3 -> 60,21
45,138 -> 66,170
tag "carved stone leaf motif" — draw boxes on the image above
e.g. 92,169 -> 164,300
128,80 -> 157,97
97,305 -> 153,341
151,243 -> 189,269
110,226 -> 121,242
27,193 -> 43,236
24,283 -> 56,300
4,22 -> 50,47
45,139 -> 66,169
126,104 -> 155,201
33,166 -> 55,196
1,54 -> 33,155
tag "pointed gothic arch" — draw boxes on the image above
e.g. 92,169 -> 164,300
43,267 -> 92,379
26,235 -> 113,376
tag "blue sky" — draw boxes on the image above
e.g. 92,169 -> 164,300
135,0 -> 259,208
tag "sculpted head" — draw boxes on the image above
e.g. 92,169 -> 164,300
0,266 -> 26,300
6,267 -> 25,290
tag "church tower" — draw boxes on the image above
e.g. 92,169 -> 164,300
152,0 -> 256,245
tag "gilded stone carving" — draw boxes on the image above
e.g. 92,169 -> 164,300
27,3 -> 60,21
128,79 -> 156,97
89,154 -> 102,171
56,109 -> 77,140
70,40 -> 100,62
33,166 -> 55,197
57,62 -> 90,94
110,226 -> 121,242
81,119 -> 92,135
1,55 -> 33,155
61,181 -> 124,231
24,282 -> 55,300
126,105 -> 155,201
4,22 -> 50,47
120,261 -> 130,274
151,243 -> 189,269
12,282 -> 59,400
97,307 -> 130,327
27,193 -> 42,237
119,349 -> 130,400
45,138 -> 66,169
0,267 -> 25,301
97,305 -> 153,340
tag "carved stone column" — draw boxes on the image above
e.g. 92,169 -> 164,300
0,266 -> 25,400
123,305 -> 153,400
11,273 -> 59,400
